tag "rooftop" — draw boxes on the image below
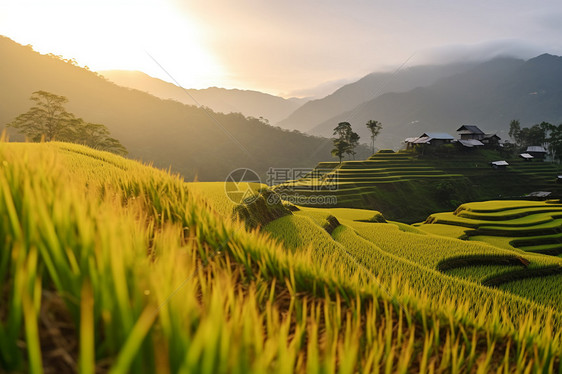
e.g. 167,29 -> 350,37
491,160 -> 509,166
458,139 -> 484,147
420,132 -> 455,140
456,125 -> 484,135
526,146 -> 547,153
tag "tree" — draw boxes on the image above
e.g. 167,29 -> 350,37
8,90 -> 74,141
332,122 -> 360,161
7,91 -> 127,154
365,120 -> 382,154
333,122 -> 352,139
331,139 -> 349,164
508,119 -> 521,145
65,119 -> 128,155
507,119 -> 562,161
549,125 -> 562,163
508,119 -> 546,149
346,131 -> 360,160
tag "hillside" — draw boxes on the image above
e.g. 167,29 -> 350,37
1,141 -> 561,372
274,149 -> 562,222
310,55 -> 562,148
275,62 -> 475,132
99,70 -> 307,124
0,36 -> 341,181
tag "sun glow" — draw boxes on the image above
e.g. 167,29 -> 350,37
0,0 -> 226,89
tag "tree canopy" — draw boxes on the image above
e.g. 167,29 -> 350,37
509,119 -> 562,161
365,120 -> 382,154
332,122 -> 360,162
7,90 -> 127,155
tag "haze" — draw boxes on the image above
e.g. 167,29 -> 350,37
1,0 -> 562,97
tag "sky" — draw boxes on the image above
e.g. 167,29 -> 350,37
1,0 -> 562,98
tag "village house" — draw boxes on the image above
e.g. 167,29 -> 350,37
404,132 -> 454,149
490,160 -> 509,169
457,125 -> 485,140
526,146 -> 548,159
456,125 -> 501,148
404,125 -> 501,150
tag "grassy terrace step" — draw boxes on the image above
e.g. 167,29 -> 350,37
426,212 -> 558,229
335,176 -> 453,183
335,166 -> 439,172
518,243 -> 562,256
334,172 -> 447,178
468,219 -> 562,236
456,200 -> 562,213
443,264 -> 526,283
334,172 -> 452,179
482,265 -> 562,287
510,233 -> 562,248
443,262 -> 562,288
336,168 -> 447,174
367,154 -> 412,160
436,255 -> 530,271
421,200 -> 562,258
458,207 -> 562,220
337,162 -> 419,169
499,273 -> 562,309
340,175 -> 463,183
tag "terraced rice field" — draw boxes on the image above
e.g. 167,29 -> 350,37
266,206 -> 562,307
273,150 -> 562,222
274,152 -> 464,207
421,200 -> 562,257
419,200 -> 562,305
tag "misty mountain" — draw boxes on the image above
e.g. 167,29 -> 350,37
99,70 -> 308,124
0,36 -> 355,181
309,54 -> 562,149
275,62 -> 476,132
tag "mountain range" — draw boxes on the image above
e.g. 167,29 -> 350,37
99,70 -> 308,124
275,62 -> 476,132
105,53 -> 562,153
307,55 -> 562,148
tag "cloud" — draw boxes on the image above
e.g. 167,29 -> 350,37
415,40 -> 546,66
283,78 -> 356,99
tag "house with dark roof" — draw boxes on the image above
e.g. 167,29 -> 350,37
457,125 -> 485,140
458,139 -> 484,148
456,125 -> 501,148
404,132 -> 454,148
481,134 -> 501,146
526,146 -> 547,159
490,160 -> 509,169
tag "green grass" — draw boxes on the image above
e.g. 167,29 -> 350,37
444,264 -> 526,283
186,181 -> 264,216
498,274 -> 562,309
417,223 -> 468,238
2,141 -> 562,373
